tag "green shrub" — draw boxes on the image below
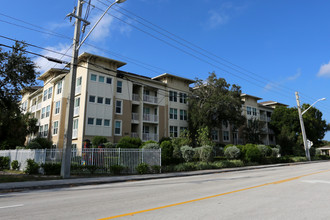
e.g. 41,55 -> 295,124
25,159 -> 40,174
160,141 -> 174,165
174,162 -> 196,172
271,148 -> 280,157
11,160 -> 20,170
28,137 -> 52,149
199,145 -> 214,162
110,165 -> 125,175
257,145 -> 272,157
141,140 -> 157,147
245,145 -> 262,163
86,165 -> 98,174
92,136 -> 108,147
159,137 -> 172,144
104,142 -> 114,148
41,163 -> 61,175
150,165 -> 161,174
117,136 -> 142,148
195,161 -> 213,170
142,143 -> 160,149
315,148 -> 321,156
213,145 -> 224,157
290,157 -> 307,162
0,156 -> 10,170
26,141 -> 42,149
180,145 -> 195,162
224,146 -> 241,159
136,163 -> 149,174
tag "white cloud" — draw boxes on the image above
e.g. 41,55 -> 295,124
264,69 -> 301,91
317,61 -> 330,77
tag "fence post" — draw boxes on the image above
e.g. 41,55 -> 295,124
92,149 -> 94,166
118,148 -> 121,165
141,148 -> 144,163
159,148 -> 162,173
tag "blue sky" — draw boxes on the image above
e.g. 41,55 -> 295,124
1,0 -> 330,140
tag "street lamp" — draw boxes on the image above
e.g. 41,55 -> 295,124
61,0 -> 127,178
295,92 -> 326,161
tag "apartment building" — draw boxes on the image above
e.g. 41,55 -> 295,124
21,53 -> 194,150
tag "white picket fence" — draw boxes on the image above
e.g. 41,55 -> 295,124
0,148 -> 161,174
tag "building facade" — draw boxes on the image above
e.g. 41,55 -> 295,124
21,53 -> 194,150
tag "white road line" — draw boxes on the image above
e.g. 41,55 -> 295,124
0,204 -> 24,209
302,180 -> 330,184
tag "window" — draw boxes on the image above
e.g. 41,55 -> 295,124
97,97 -> 103,104
39,125 -> 43,137
73,119 -> 78,139
180,127 -> 187,133
57,81 -> 62,94
21,101 -> 27,111
223,131 -> 229,142
88,117 -> 94,125
89,95 -> 96,103
53,121 -> 58,135
74,97 -> 80,107
48,87 -> 53,99
180,110 -> 187,120
105,98 -> 111,105
247,106 -> 252,115
96,118 -> 102,126
117,81 -> 122,93
55,101 -> 60,114
106,77 -> 112,84
46,105 -> 50,117
170,108 -> 177,119
91,74 -> 97,81
115,120 -> 121,135
76,77 -> 82,86
44,124 -> 49,137
222,120 -> 228,128
179,93 -> 187,104
99,76 -> 105,83
43,90 -> 48,101
211,130 -> 219,141
169,91 -> 177,102
104,119 -> 110,127
116,100 -> 122,114
170,126 -> 178,138
252,108 -> 257,116
41,107 -> 45,119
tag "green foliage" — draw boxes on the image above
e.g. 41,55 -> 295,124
41,163 -> 61,175
244,144 -> 262,163
271,148 -> 280,157
11,160 -> 20,170
159,137 -> 172,144
142,143 -> 160,149
196,127 -> 214,147
150,165 -> 161,174
180,145 -> 195,162
92,136 -> 108,147
86,165 -> 98,174
243,118 -> 262,144
224,146 -> 241,159
27,137 -> 52,149
103,142 -> 114,148
0,156 -> 10,170
24,159 -> 40,175
117,136 -> 142,148
257,145 -> 272,157
136,163 -> 149,174
110,165 -> 125,175
199,145 -> 214,162
141,140 -> 157,147
188,72 -> 244,145
0,43 -> 39,149
195,161 -> 213,170
290,157 -> 307,162
315,148 -> 321,156
160,140 -> 174,165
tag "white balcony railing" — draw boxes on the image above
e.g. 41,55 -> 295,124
142,133 -> 158,141
31,105 -> 36,113
132,113 -> 139,121
36,103 -> 42,111
72,129 -> 78,139
75,86 -> 81,95
143,94 -> 158,104
132,93 -> 140,101
143,114 -> 158,123
131,132 -> 139,138
74,107 -> 79,117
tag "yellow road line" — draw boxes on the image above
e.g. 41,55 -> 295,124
98,169 -> 330,220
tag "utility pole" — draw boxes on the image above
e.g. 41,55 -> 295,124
61,0 -> 89,178
295,91 -> 310,161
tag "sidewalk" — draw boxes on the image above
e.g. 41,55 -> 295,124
0,161 -> 321,193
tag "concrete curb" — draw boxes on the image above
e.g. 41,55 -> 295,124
0,160 -> 327,193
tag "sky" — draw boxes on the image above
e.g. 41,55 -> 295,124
1,0 -> 330,141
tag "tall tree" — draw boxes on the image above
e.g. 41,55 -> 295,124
0,42 -> 38,149
243,118 -> 262,144
270,105 -> 329,155
188,72 -> 244,144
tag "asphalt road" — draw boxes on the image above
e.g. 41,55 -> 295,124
1,161 -> 330,220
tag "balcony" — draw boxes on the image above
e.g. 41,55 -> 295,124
142,133 -> 158,142
131,132 -> 139,138
143,94 -> 158,104
72,129 -> 78,139
143,114 -> 158,123
132,113 -> 139,123
132,93 -> 140,102
74,107 -> 79,117
75,85 -> 81,95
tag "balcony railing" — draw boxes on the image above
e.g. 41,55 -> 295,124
72,129 -> 78,139
131,132 -> 139,138
31,105 -> 36,112
74,107 -> 79,117
143,114 -> 158,123
142,133 -> 158,142
132,93 -> 140,101
143,94 -> 158,104
75,86 -> 81,95
132,113 -> 139,121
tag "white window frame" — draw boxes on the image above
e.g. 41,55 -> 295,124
170,126 -> 178,138
46,105 -> 50,117
223,131 -> 230,142
53,121 -> 59,135
55,101 -> 61,115
91,74 -> 97,82
117,81 -> 122,93
114,120 -> 122,136
57,81 -> 63,94
48,87 -> 53,99
87,117 -> 94,125
43,90 -> 48,101
115,100 -> 123,114
104,119 -> 110,127
99,75 -> 105,83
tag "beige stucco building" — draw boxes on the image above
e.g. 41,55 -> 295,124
21,53 -> 194,150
